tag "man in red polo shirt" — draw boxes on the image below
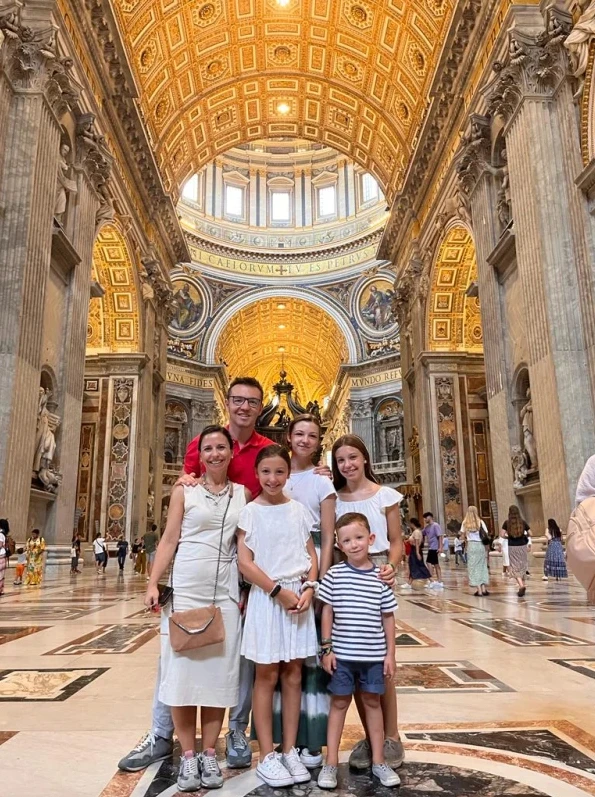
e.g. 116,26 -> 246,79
118,377 -> 272,774
182,377 -> 272,497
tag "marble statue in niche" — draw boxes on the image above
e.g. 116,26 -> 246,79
511,445 -> 528,489
520,388 -> 538,470
33,388 -> 62,492
54,143 -> 77,222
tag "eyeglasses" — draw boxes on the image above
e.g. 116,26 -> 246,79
229,395 -> 261,409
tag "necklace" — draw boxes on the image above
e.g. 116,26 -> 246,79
201,477 -> 231,506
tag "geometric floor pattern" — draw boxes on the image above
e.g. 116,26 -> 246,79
1,557 -> 595,796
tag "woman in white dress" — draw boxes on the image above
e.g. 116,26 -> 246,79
332,435 -> 405,772
145,425 -> 250,793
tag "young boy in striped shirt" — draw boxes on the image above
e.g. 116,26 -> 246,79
318,512 -> 399,789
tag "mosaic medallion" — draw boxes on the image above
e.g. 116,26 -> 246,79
454,618 -> 593,646
0,668 -> 108,701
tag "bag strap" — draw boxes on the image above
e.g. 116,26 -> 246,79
171,483 -> 234,612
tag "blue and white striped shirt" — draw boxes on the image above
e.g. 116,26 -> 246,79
318,561 -> 397,662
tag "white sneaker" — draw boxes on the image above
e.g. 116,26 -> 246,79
257,752 -> 294,787
318,764 -> 338,789
434,581 -> 444,589
542,576 -> 549,581
281,747 -> 311,783
400,583 -> 412,591
372,763 -> 401,787
299,747 -> 323,768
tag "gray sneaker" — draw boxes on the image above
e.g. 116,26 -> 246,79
225,729 -> 252,768
118,732 -> 174,772
348,739 -> 371,770
178,754 -> 202,792
384,737 -> 405,768
200,751 -> 224,789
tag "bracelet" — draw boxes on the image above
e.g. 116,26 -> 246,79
320,645 -> 333,656
387,562 -> 396,571
301,580 -> 319,596
269,583 -> 282,599
321,637 -> 332,645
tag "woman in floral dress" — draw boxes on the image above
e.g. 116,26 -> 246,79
25,529 -> 46,586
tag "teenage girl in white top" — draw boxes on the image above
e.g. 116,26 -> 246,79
284,413 -> 337,766
332,434 -> 405,771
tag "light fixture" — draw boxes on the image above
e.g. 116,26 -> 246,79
277,303 -> 286,309
278,346 -> 285,352
276,0 -> 290,6
277,101 -> 291,115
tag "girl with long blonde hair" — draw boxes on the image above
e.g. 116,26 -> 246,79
461,506 -> 490,597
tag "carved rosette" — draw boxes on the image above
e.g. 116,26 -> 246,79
486,9 -> 573,124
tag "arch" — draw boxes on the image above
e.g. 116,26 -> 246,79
426,225 -> 483,353
87,224 -> 141,354
204,286 -> 360,364
212,295 -> 351,404
112,1 -> 457,200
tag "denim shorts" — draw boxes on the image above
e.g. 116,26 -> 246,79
328,659 -> 386,696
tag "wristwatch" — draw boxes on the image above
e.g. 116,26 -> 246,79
269,583 -> 282,599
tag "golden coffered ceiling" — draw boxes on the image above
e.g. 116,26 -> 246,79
113,0 -> 455,202
427,226 -> 483,353
215,297 -> 347,403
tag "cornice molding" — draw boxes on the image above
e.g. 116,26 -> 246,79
184,228 -> 383,265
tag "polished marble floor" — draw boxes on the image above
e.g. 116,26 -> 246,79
2,558 -> 595,796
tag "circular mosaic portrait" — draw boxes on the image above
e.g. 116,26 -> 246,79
355,276 -> 398,337
168,277 -> 207,339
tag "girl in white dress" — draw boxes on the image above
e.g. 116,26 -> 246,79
237,444 -> 318,788
332,434 -> 405,772
145,426 -> 250,793
283,414 -> 336,766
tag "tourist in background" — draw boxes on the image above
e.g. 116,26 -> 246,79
117,535 -> 129,572
70,533 -> 81,574
453,533 -> 465,565
502,505 -> 530,597
13,547 -> 26,586
93,532 -> 108,575
143,523 -> 159,580
406,518 -> 431,585
543,518 -> 568,582
460,506 -> 490,597
332,434 -> 404,772
25,529 -> 46,586
422,512 -> 444,589
0,519 -> 7,596
135,539 -> 147,575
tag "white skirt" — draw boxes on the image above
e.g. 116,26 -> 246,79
159,599 -> 241,707
241,579 -> 317,664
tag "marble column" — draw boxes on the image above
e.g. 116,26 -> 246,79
337,158 -> 347,217
249,166 -> 258,227
52,118 -> 111,548
214,158 -> 223,219
0,16 -> 79,540
487,6 -> 595,519
458,116 -> 517,522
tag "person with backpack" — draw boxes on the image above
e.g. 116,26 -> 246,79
501,505 -> 530,597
